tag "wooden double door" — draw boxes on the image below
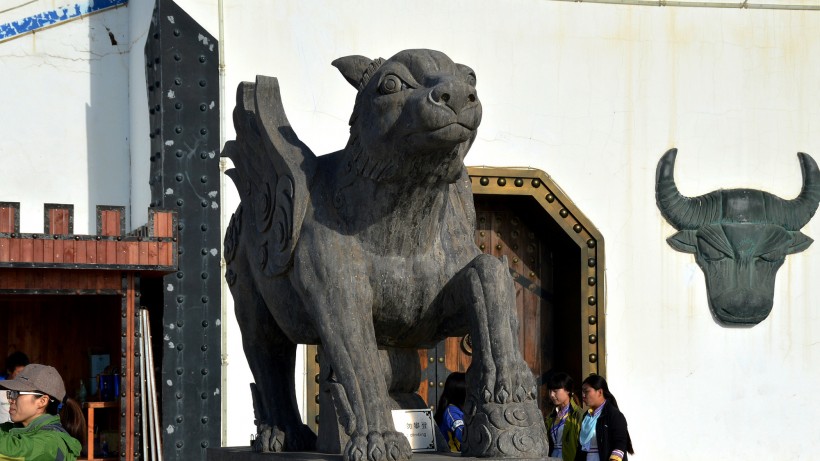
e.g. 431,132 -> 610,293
420,194 -> 568,417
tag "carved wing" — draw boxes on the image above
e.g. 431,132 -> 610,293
222,76 -> 317,276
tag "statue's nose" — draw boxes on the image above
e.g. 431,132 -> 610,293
428,81 -> 477,113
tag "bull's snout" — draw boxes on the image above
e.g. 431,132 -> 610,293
428,80 -> 477,113
710,289 -> 773,324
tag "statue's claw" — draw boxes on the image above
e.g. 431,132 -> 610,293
345,434 -> 367,461
366,432 -> 386,461
496,385 -> 509,404
383,431 -> 412,461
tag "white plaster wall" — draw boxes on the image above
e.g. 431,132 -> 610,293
0,6 -> 131,233
215,1 -> 820,458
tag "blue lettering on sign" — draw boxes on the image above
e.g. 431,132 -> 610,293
0,0 -> 128,42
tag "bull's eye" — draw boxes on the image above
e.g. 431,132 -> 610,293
698,239 -> 729,262
759,250 -> 785,263
379,74 -> 404,95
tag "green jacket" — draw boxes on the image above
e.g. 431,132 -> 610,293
546,400 -> 583,461
0,414 -> 81,461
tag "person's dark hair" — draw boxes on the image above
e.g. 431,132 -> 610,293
546,371 -> 578,406
5,351 -> 30,377
434,372 -> 466,425
46,397 -> 87,446
581,374 -> 633,454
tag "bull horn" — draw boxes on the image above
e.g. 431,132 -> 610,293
777,152 -> 820,230
655,148 -> 721,230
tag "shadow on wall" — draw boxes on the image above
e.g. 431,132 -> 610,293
86,9 -> 130,232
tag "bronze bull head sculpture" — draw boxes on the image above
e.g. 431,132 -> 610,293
656,148 -> 820,325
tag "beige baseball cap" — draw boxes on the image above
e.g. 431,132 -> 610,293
0,364 -> 66,401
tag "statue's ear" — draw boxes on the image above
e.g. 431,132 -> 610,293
331,55 -> 373,89
667,230 -> 698,254
787,232 -> 813,254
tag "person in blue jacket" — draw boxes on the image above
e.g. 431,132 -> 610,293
434,371 -> 466,452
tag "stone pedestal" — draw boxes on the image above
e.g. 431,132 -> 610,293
206,447 -> 559,461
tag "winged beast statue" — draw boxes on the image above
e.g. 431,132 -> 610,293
223,49 -> 548,461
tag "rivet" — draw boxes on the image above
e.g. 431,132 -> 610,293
514,178 -> 524,187
177,343 -> 184,351
201,441 -> 209,448
589,353 -> 598,363
176,416 -> 184,423
202,320 -> 209,327
174,78 -> 182,85
177,320 -> 184,327
200,152 -> 209,159
315,374 -> 320,384
200,128 -> 208,135
199,55 -> 206,63
587,239 -> 596,248
176,368 -> 183,375
176,392 -> 183,399
201,224 -> 208,231
588,296 -> 597,305
174,126 -> 183,134
497,178 -> 507,186
176,199 -> 184,206
201,368 -> 208,375
479,177 -> 489,186
512,257 -> 519,263
201,417 -> 209,424
176,271 -> 184,279
199,80 -> 207,87
573,224 -> 583,233
559,209 -> 569,218
176,441 -> 183,448
201,296 -> 209,303
201,200 -> 208,207
175,102 -> 182,110
200,175 -> 208,183
315,415 -> 320,424
173,29 -> 180,37
545,194 -> 555,203
495,244 -> 502,250
479,244 -> 485,250
531,178 -> 541,188
589,334 -> 597,343
173,54 -> 181,61
175,150 -> 183,158
177,223 -> 184,230
175,174 -> 183,182
529,271 -> 535,278
177,295 -> 184,303
201,272 -> 208,280
588,277 -> 596,286
588,315 -> 597,325
201,345 -> 208,351
200,104 -> 208,112
588,258 -> 597,267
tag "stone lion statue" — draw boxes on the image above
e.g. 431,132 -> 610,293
222,49 -> 548,461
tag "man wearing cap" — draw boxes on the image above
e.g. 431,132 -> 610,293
0,364 -> 85,461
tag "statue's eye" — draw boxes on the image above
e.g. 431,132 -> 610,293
698,239 -> 729,262
379,74 -> 405,94
466,72 -> 476,87
758,249 -> 785,262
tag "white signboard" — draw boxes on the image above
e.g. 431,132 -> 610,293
391,409 -> 437,452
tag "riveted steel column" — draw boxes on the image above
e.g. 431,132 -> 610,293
144,1 -> 221,459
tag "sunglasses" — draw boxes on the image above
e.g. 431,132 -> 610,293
6,390 -> 44,400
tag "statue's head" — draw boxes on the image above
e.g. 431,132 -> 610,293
332,49 -> 482,183
656,148 -> 820,325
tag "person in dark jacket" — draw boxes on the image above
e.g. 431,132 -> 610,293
575,374 -> 633,461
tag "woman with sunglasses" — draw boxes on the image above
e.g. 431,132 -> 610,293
0,364 -> 86,460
